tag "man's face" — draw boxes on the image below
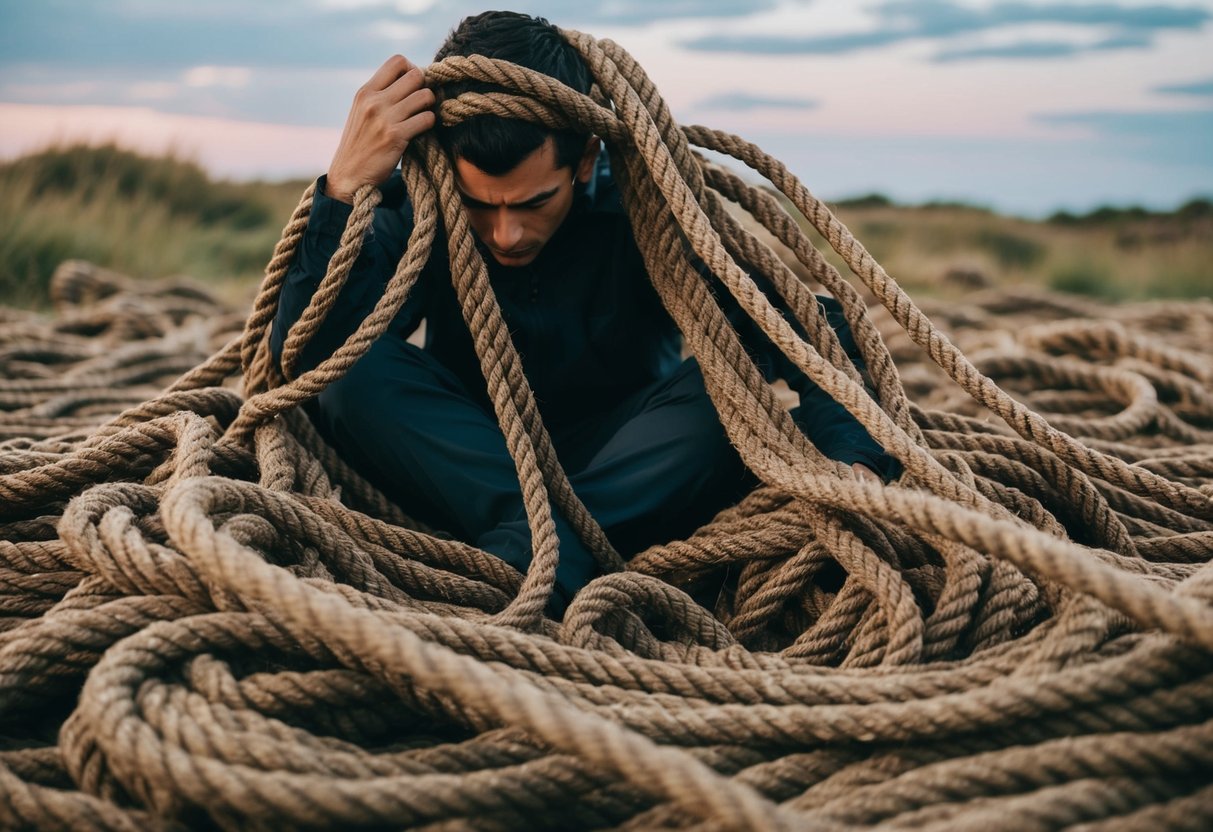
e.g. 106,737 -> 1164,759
454,136 -> 598,268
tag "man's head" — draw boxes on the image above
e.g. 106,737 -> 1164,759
434,11 -> 599,266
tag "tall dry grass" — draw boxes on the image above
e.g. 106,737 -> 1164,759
795,195 -> 1212,301
0,144 -> 307,307
0,143 -> 1209,308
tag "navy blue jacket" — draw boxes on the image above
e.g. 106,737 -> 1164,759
271,155 -> 894,476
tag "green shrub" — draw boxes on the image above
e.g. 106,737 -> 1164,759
976,230 -> 1045,270
1048,261 -> 1125,300
0,143 -> 308,307
832,193 -> 893,210
2,143 -> 272,229
1176,197 -> 1212,221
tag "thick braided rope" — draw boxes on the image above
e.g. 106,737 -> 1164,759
0,26 -> 1210,830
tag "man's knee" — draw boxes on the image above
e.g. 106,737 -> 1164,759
319,348 -> 378,428
318,339 -> 450,433
653,361 -> 744,482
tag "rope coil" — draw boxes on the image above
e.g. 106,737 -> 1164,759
0,28 -> 1210,830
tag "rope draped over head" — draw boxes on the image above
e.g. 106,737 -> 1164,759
229,29 -> 1211,634
1,27 -> 1212,832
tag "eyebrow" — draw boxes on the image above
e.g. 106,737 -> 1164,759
458,186 -> 560,210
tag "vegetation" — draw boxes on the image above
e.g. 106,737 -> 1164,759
0,144 -> 1209,308
0,144 -> 308,307
797,193 -> 1212,301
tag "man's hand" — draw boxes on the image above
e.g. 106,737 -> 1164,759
852,462 -> 882,484
326,55 -> 437,204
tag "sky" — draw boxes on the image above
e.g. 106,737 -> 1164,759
1,0 -> 1211,216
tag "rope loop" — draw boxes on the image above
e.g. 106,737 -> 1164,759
0,26 -> 1210,831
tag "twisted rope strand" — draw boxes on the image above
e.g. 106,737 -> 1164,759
0,26 -> 1209,830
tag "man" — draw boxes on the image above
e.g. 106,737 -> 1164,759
272,11 -> 896,608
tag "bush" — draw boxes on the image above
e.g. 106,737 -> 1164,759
0,143 -> 308,307
1,143 -> 273,229
1176,197 -> 1212,221
976,230 -> 1044,270
832,193 -> 893,209
1048,261 -> 1125,300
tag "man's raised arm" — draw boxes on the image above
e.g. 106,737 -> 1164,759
325,55 -> 436,205
270,55 -> 437,376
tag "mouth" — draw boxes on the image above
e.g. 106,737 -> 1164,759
491,246 -> 537,262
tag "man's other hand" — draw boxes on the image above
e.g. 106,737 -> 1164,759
852,462 -> 882,484
326,55 -> 437,204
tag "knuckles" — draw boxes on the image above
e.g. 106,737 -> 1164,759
399,67 -> 426,95
404,88 -> 436,112
386,54 -> 411,72
341,56 -> 433,165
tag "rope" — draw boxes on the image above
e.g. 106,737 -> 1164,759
0,28 -> 1210,829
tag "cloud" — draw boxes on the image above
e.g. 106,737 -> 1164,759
933,40 -> 1083,61
681,1 -> 1211,58
0,101 -> 342,180
891,0 -> 1210,34
0,1 -> 424,70
0,1 -> 793,127
551,0 -> 780,24
932,32 -> 1152,61
1090,32 -> 1154,49
687,31 -> 904,55
694,91 -> 818,111
364,19 -> 426,43
0,65 -> 361,127
127,81 -> 180,101
313,0 -> 779,30
0,1 -> 785,75
182,66 -> 253,89
1154,77 -> 1213,95
1035,108 -> 1213,165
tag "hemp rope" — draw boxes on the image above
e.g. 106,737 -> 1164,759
1,28 -> 1211,830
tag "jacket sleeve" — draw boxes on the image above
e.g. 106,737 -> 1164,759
706,264 -> 900,480
270,173 -> 426,377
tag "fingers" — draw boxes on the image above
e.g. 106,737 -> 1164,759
852,463 -> 882,484
384,66 -> 427,102
374,66 -> 435,137
398,108 -> 437,143
365,54 -> 417,92
326,56 -> 433,202
354,62 -> 435,144
387,86 -> 436,125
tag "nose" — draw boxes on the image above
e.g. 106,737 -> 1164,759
491,211 -> 524,252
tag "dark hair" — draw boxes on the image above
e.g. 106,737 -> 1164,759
433,11 -> 593,175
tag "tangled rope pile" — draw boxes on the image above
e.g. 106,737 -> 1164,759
2,29 -> 1212,830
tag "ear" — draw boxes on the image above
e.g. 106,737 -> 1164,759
575,136 -> 601,184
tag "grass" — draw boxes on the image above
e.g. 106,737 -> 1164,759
780,194 -> 1213,302
1,143 -> 1210,308
0,143 -> 309,308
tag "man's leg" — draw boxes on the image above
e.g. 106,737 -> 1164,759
315,336 -> 599,599
558,358 -> 754,558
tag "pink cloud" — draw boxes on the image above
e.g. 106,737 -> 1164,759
0,102 -> 341,180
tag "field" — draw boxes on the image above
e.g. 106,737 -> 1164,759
1,142 -> 1211,829
1,143 -> 1210,308
0,144 -> 308,308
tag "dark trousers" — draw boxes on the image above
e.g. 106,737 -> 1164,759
316,337 -> 754,602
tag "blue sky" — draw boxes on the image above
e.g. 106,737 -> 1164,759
1,0 -> 1210,216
